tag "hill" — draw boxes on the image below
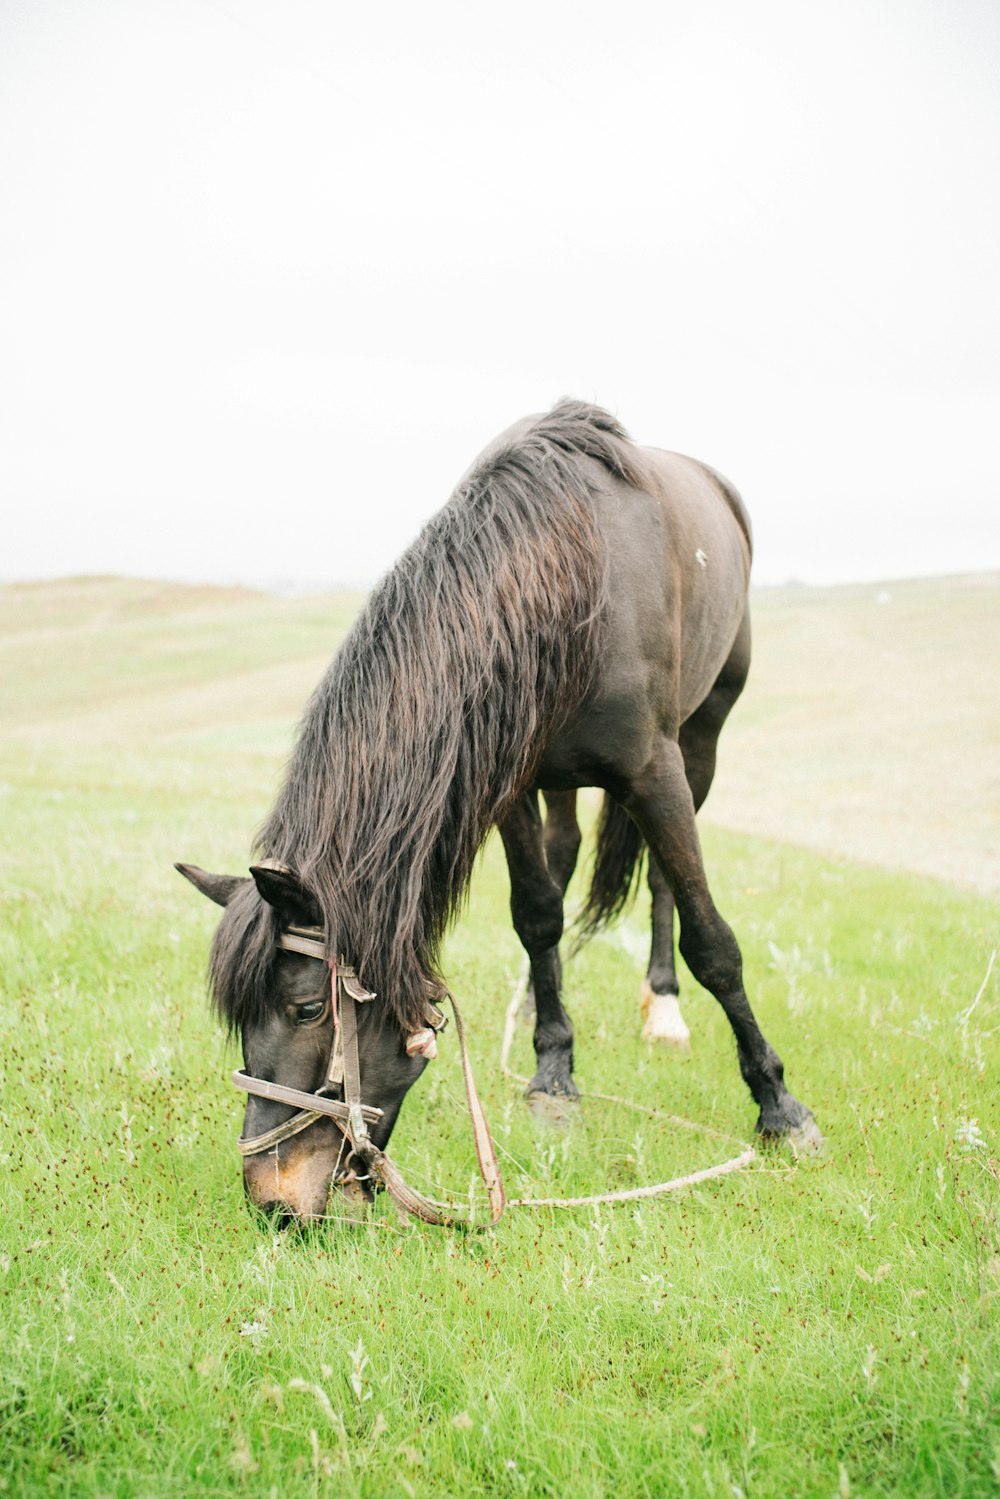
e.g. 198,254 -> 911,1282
2,571 -> 996,892
706,572 -> 1000,894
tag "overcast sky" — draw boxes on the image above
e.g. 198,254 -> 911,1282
2,0 -> 998,589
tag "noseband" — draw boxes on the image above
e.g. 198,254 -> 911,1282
232,926 -> 505,1227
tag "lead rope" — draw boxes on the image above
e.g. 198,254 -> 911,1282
498,960 -> 756,1210
339,995 -> 505,1228
337,967 -> 505,1229
340,959 -> 754,1225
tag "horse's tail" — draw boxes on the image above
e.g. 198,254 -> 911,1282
574,795 -> 646,947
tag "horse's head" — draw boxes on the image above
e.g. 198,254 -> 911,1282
176,861 -> 433,1224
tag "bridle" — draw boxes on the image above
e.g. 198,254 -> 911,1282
232,925 -> 506,1228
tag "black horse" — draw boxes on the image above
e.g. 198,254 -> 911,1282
178,400 -> 820,1222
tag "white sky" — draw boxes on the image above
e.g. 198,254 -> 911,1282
2,0 -> 998,588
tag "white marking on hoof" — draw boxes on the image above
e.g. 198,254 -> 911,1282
640,980 -> 692,1049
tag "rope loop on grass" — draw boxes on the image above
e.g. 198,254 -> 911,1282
498,959 -> 758,1211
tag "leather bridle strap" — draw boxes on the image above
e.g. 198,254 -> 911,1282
337,974 -> 368,1150
235,941 -> 382,1158
233,925 -> 505,1228
232,1073 -> 383,1155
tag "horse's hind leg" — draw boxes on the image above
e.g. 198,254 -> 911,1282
624,738 -> 821,1148
641,860 -> 690,1046
643,611 -> 750,1048
500,792 -> 578,1106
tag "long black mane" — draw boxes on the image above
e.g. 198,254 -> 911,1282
211,400 -> 649,1033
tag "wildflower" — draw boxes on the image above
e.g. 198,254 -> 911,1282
955,1118 -> 986,1151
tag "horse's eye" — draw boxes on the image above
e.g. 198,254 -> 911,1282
293,1000 -> 327,1025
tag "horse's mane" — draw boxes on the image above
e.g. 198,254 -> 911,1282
211,399 -> 648,1033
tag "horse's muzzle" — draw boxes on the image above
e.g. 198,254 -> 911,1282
242,1116 -> 360,1223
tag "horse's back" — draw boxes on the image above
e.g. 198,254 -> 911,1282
639,447 -> 751,591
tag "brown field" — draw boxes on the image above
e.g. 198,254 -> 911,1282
2,570 -> 996,893
703,572 -> 1000,894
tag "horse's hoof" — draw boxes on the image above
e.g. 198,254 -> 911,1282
758,1111 -> 825,1157
640,982 -> 692,1049
526,1090 -> 578,1127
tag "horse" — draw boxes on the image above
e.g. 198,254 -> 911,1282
177,399 -> 821,1224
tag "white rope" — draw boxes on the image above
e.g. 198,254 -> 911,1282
319,960 -> 764,1224
499,958 -> 759,1210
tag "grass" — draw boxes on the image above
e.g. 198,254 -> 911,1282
1,576 -> 998,1497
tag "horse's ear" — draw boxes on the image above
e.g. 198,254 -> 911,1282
249,861 -> 321,926
175,863 -> 248,907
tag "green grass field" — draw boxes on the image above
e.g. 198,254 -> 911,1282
1,576 -> 997,1497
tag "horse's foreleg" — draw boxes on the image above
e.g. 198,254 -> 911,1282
515,791 -> 582,1023
542,789 -> 582,895
624,739 -> 821,1149
500,793 -> 577,1101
